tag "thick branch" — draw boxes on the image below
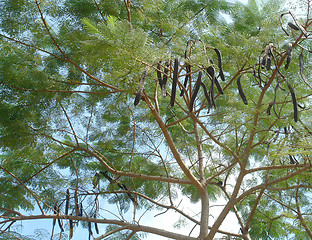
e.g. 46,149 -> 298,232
143,95 -> 203,191
8,215 -> 198,240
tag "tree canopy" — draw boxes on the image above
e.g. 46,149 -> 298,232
1,0 -> 312,239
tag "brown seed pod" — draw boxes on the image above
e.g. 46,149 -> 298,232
206,66 -> 215,80
289,11 -> 308,38
280,13 -> 289,36
285,43 -> 292,70
170,58 -> 179,107
156,61 -> 162,85
237,76 -> 248,105
88,221 -> 93,239
205,66 -> 223,94
78,203 -> 83,217
299,52 -> 312,89
53,203 -> 64,232
65,189 -> 69,215
189,70 -> 202,111
92,172 -> 100,189
266,58 -> 272,70
99,170 -> 113,182
288,22 -> 299,31
134,68 -> 148,106
57,208 -> 64,231
52,203 -> 57,229
156,61 -> 163,94
74,193 -> 79,216
201,82 -> 210,104
267,103 -> 273,115
214,76 -> 223,94
287,83 -> 298,122
209,79 -> 216,109
214,48 -> 225,81
180,63 -> 191,96
289,155 -> 299,164
94,213 -> 99,234
134,92 -> 142,106
261,44 -> 273,70
162,61 -> 169,96
257,56 -> 266,88
120,183 -> 137,205
69,217 -> 74,239
201,82 -> 212,111
58,219 -> 64,232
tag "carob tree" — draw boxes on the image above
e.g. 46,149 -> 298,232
0,0 -> 312,240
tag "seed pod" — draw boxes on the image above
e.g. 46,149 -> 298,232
134,68 -> 148,106
201,82 -> 212,112
78,203 -> 83,217
74,193 -> 79,216
92,172 -> 100,189
206,66 -> 223,94
214,48 -> 225,81
126,191 -> 137,205
88,221 -> 93,240
237,76 -> 248,105
118,183 -> 137,205
94,213 -> 99,234
53,202 -> 64,232
268,45 -> 285,79
206,66 -> 215,80
289,11 -> 308,37
117,182 -> 124,189
267,103 -> 273,115
214,77 -> 223,94
257,56 -> 266,88
58,219 -> 64,232
65,189 -> 70,215
287,83 -> 298,122
189,70 -> 202,111
266,58 -> 271,70
209,79 -> 216,109
201,82 -> 210,104
133,92 -> 141,106
52,203 -> 57,229
299,53 -> 312,89
280,13 -> 289,36
156,61 -> 162,87
57,208 -> 64,232
180,63 -> 191,96
261,56 -> 266,69
170,58 -> 179,107
261,44 -> 273,70
297,103 -> 305,109
285,43 -> 292,70
252,66 -> 258,83
99,170 -> 113,182
288,22 -> 299,31
69,218 -> 74,239
162,61 -> 169,96
53,202 -> 58,214
289,155 -> 298,164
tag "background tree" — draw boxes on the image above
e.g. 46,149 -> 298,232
1,0 -> 312,239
